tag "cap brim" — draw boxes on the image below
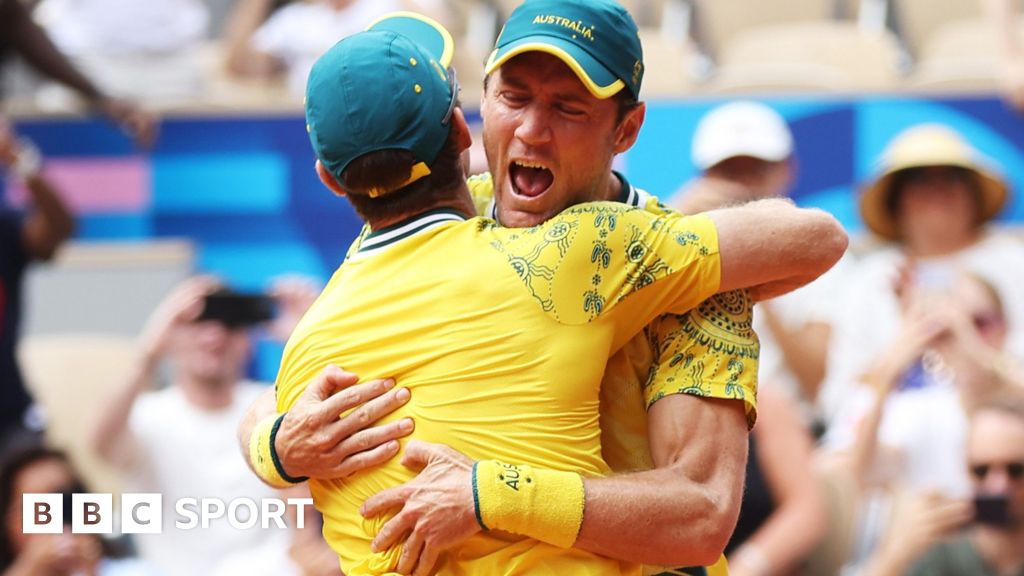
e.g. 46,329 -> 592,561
484,35 -> 625,99
367,11 -> 454,68
860,163 -> 1009,241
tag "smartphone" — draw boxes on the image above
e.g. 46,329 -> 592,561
197,290 -> 275,328
973,494 -> 1011,527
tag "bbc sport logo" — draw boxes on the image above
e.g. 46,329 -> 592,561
23,493 -> 315,534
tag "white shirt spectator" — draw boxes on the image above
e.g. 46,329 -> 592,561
124,382 -> 299,576
36,0 -> 208,55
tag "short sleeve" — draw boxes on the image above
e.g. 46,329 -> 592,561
644,290 -> 760,429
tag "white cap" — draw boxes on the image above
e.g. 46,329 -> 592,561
691,101 -> 794,170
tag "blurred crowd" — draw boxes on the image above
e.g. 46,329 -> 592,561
1,0 -> 1024,576
0,0 -> 1023,109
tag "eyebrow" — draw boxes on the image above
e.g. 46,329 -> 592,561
500,71 -> 593,105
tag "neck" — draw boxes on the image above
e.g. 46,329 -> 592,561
366,184 -> 475,231
602,171 -> 622,202
974,525 -> 1024,573
906,230 -> 979,258
176,374 -> 235,411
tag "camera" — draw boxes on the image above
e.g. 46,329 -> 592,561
196,289 -> 275,328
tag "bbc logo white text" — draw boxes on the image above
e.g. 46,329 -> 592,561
23,494 -> 314,534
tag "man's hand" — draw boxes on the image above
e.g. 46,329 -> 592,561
139,275 -> 220,362
90,96 -> 159,149
360,440 -> 481,576
866,490 -> 973,575
275,365 -> 414,480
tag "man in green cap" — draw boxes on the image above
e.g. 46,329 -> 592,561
242,2 -> 847,574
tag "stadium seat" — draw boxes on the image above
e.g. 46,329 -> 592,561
909,16 -> 1024,93
637,27 -> 697,98
706,21 -> 903,94
691,0 -> 838,59
889,0 -> 981,58
20,334 -> 138,495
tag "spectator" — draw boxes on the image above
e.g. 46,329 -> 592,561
822,123 -> 1024,427
674,101 -> 844,422
866,393 -> 1024,575
0,435 -> 159,575
33,0 -> 209,104
88,276 -> 318,576
0,116 -> 74,438
0,0 -> 156,147
827,271 -> 1023,572
724,387 -> 826,576
224,0 -> 445,97
673,102 -> 828,575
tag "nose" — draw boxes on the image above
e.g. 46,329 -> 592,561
513,103 -> 552,147
983,468 -> 1014,494
195,321 -> 229,346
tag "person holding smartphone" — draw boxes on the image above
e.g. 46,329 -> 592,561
865,394 -> 1024,576
87,275 -> 331,576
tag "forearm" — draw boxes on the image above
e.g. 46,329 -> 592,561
574,466 -> 741,566
222,0 -> 280,77
2,1 -> 103,102
91,352 -> 155,465
736,489 -> 824,575
850,390 -> 886,489
711,200 -> 848,296
760,305 -> 829,400
23,173 -> 75,260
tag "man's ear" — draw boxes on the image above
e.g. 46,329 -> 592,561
613,101 -> 645,154
450,108 -> 473,154
315,160 -> 346,197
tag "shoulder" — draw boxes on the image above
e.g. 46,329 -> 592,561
909,537 -> 986,576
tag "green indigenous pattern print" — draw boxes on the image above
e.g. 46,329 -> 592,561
645,289 -> 760,428
489,202 -> 720,324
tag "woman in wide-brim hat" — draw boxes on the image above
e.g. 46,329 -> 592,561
859,123 -> 1009,246
820,123 -> 1024,425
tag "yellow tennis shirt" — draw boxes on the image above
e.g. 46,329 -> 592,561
277,201 -> 722,575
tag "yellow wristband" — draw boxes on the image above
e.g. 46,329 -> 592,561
472,460 -> 585,548
249,413 -> 307,488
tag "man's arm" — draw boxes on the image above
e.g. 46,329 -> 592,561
90,277 -> 217,467
0,118 -> 74,260
709,199 -> 847,301
360,396 -> 747,573
237,366 -> 416,486
0,0 -> 156,146
579,395 -> 748,565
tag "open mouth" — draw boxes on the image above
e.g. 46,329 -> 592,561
509,160 -> 554,198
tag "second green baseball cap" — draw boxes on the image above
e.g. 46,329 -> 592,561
485,0 -> 644,99
305,12 -> 457,197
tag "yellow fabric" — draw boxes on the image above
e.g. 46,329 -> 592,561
474,460 -> 585,548
276,202 -> 721,575
645,290 -> 760,429
248,414 -> 292,489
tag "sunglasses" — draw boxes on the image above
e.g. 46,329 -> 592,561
441,67 -> 460,127
970,461 -> 1024,481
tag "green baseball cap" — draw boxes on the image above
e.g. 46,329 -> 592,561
305,12 -> 457,197
485,0 -> 644,99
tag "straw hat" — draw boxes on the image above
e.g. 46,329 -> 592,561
860,124 -> 1009,241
